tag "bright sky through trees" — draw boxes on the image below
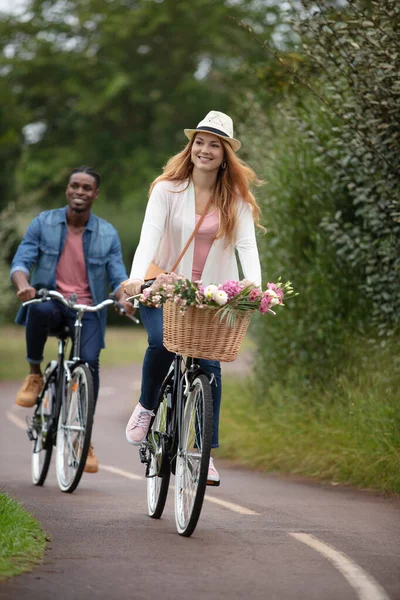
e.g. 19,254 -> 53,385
0,0 -> 26,14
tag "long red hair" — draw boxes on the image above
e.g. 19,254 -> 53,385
149,136 -> 264,244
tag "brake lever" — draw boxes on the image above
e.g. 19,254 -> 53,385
36,287 -> 49,300
69,292 -> 78,306
114,298 -> 140,324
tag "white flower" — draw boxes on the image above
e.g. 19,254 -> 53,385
214,290 -> 228,305
204,284 -> 219,299
264,289 -> 281,306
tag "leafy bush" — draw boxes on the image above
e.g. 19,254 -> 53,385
235,0 -> 400,389
295,0 -> 400,337
238,98 -> 364,386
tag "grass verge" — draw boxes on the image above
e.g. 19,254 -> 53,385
0,325 -> 148,381
0,493 -> 47,580
219,361 -> 400,495
0,324 -> 253,381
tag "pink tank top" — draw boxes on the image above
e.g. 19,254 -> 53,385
191,209 -> 220,282
56,229 -> 93,305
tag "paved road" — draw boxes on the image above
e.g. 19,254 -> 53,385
1,363 -> 399,600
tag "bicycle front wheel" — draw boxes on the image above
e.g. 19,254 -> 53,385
31,364 -> 55,486
147,391 -> 170,519
175,373 -> 212,537
56,364 -> 94,493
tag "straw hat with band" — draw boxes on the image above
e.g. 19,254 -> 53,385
184,110 -> 241,152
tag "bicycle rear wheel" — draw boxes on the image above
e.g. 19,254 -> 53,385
31,363 -> 55,486
175,373 -> 212,537
147,390 -> 170,519
56,364 -> 94,493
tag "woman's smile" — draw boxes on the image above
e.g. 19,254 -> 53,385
191,132 -> 224,171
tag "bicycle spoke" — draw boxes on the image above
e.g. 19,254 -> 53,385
56,365 -> 94,493
31,364 -> 55,486
147,384 -> 171,519
174,373 -> 212,537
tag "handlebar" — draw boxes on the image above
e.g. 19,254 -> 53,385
22,289 -> 140,324
124,280 -> 154,303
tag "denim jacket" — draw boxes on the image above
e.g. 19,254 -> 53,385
10,207 -> 128,346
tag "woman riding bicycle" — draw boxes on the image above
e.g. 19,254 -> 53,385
122,110 -> 263,484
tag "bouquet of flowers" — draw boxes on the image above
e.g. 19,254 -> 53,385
139,273 -> 295,327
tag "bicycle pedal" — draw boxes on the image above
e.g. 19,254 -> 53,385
206,479 -> 220,487
138,445 -> 148,464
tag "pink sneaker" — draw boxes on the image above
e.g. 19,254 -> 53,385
125,402 -> 155,445
207,457 -> 220,486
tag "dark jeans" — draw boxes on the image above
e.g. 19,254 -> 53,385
25,300 -> 102,406
139,304 -> 222,448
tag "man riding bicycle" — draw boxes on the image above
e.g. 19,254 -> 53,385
10,165 -> 134,473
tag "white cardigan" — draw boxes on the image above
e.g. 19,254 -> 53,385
129,179 -> 262,287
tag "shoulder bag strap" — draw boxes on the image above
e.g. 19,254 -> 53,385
170,195 -> 213,273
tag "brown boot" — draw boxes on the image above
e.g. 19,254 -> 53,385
84,443 -> 99,473
15,374 -> 43,407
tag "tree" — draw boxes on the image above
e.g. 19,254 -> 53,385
0,0 -> 279,205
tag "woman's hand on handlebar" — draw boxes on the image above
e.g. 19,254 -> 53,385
120,278 -> 144,298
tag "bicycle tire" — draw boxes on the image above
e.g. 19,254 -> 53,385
55,364 -> 94,493
147,392 -> 170,519
174,373 -> 212,537
31,363 -> 55,486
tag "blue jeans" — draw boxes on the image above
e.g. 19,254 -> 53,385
25,300 -> 102,406
139,304 -> 222,448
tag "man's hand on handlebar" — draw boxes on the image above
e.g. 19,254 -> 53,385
115,287 -> 136,317
16,285 -> 37,303
116,299 -> 136,316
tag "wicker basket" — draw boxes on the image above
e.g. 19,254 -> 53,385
163,300 -> 253,362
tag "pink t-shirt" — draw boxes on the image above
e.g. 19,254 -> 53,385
56,229 -> 93,305
191,209 -> 220,282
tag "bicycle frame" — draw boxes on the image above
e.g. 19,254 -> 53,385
141,354 -> 211,472
23,289 -> 139,478
144,347 -> 215,535
30,327 -> 69,448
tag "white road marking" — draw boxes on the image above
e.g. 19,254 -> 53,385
289,532 -> 390,600
203,494 -> 259,515
5,415 -> 145,483
3,417 -> 264,516
101,464 -> 143,481
100,462 -> 259,514
168,484 -> 260,515
6,401 -> 385,600
3,413 -> 393,595
6,411 -> 26,430
100,465 -> 258,514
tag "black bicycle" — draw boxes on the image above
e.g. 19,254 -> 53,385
139,349 -> 214,537
23,289 -> 138,493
